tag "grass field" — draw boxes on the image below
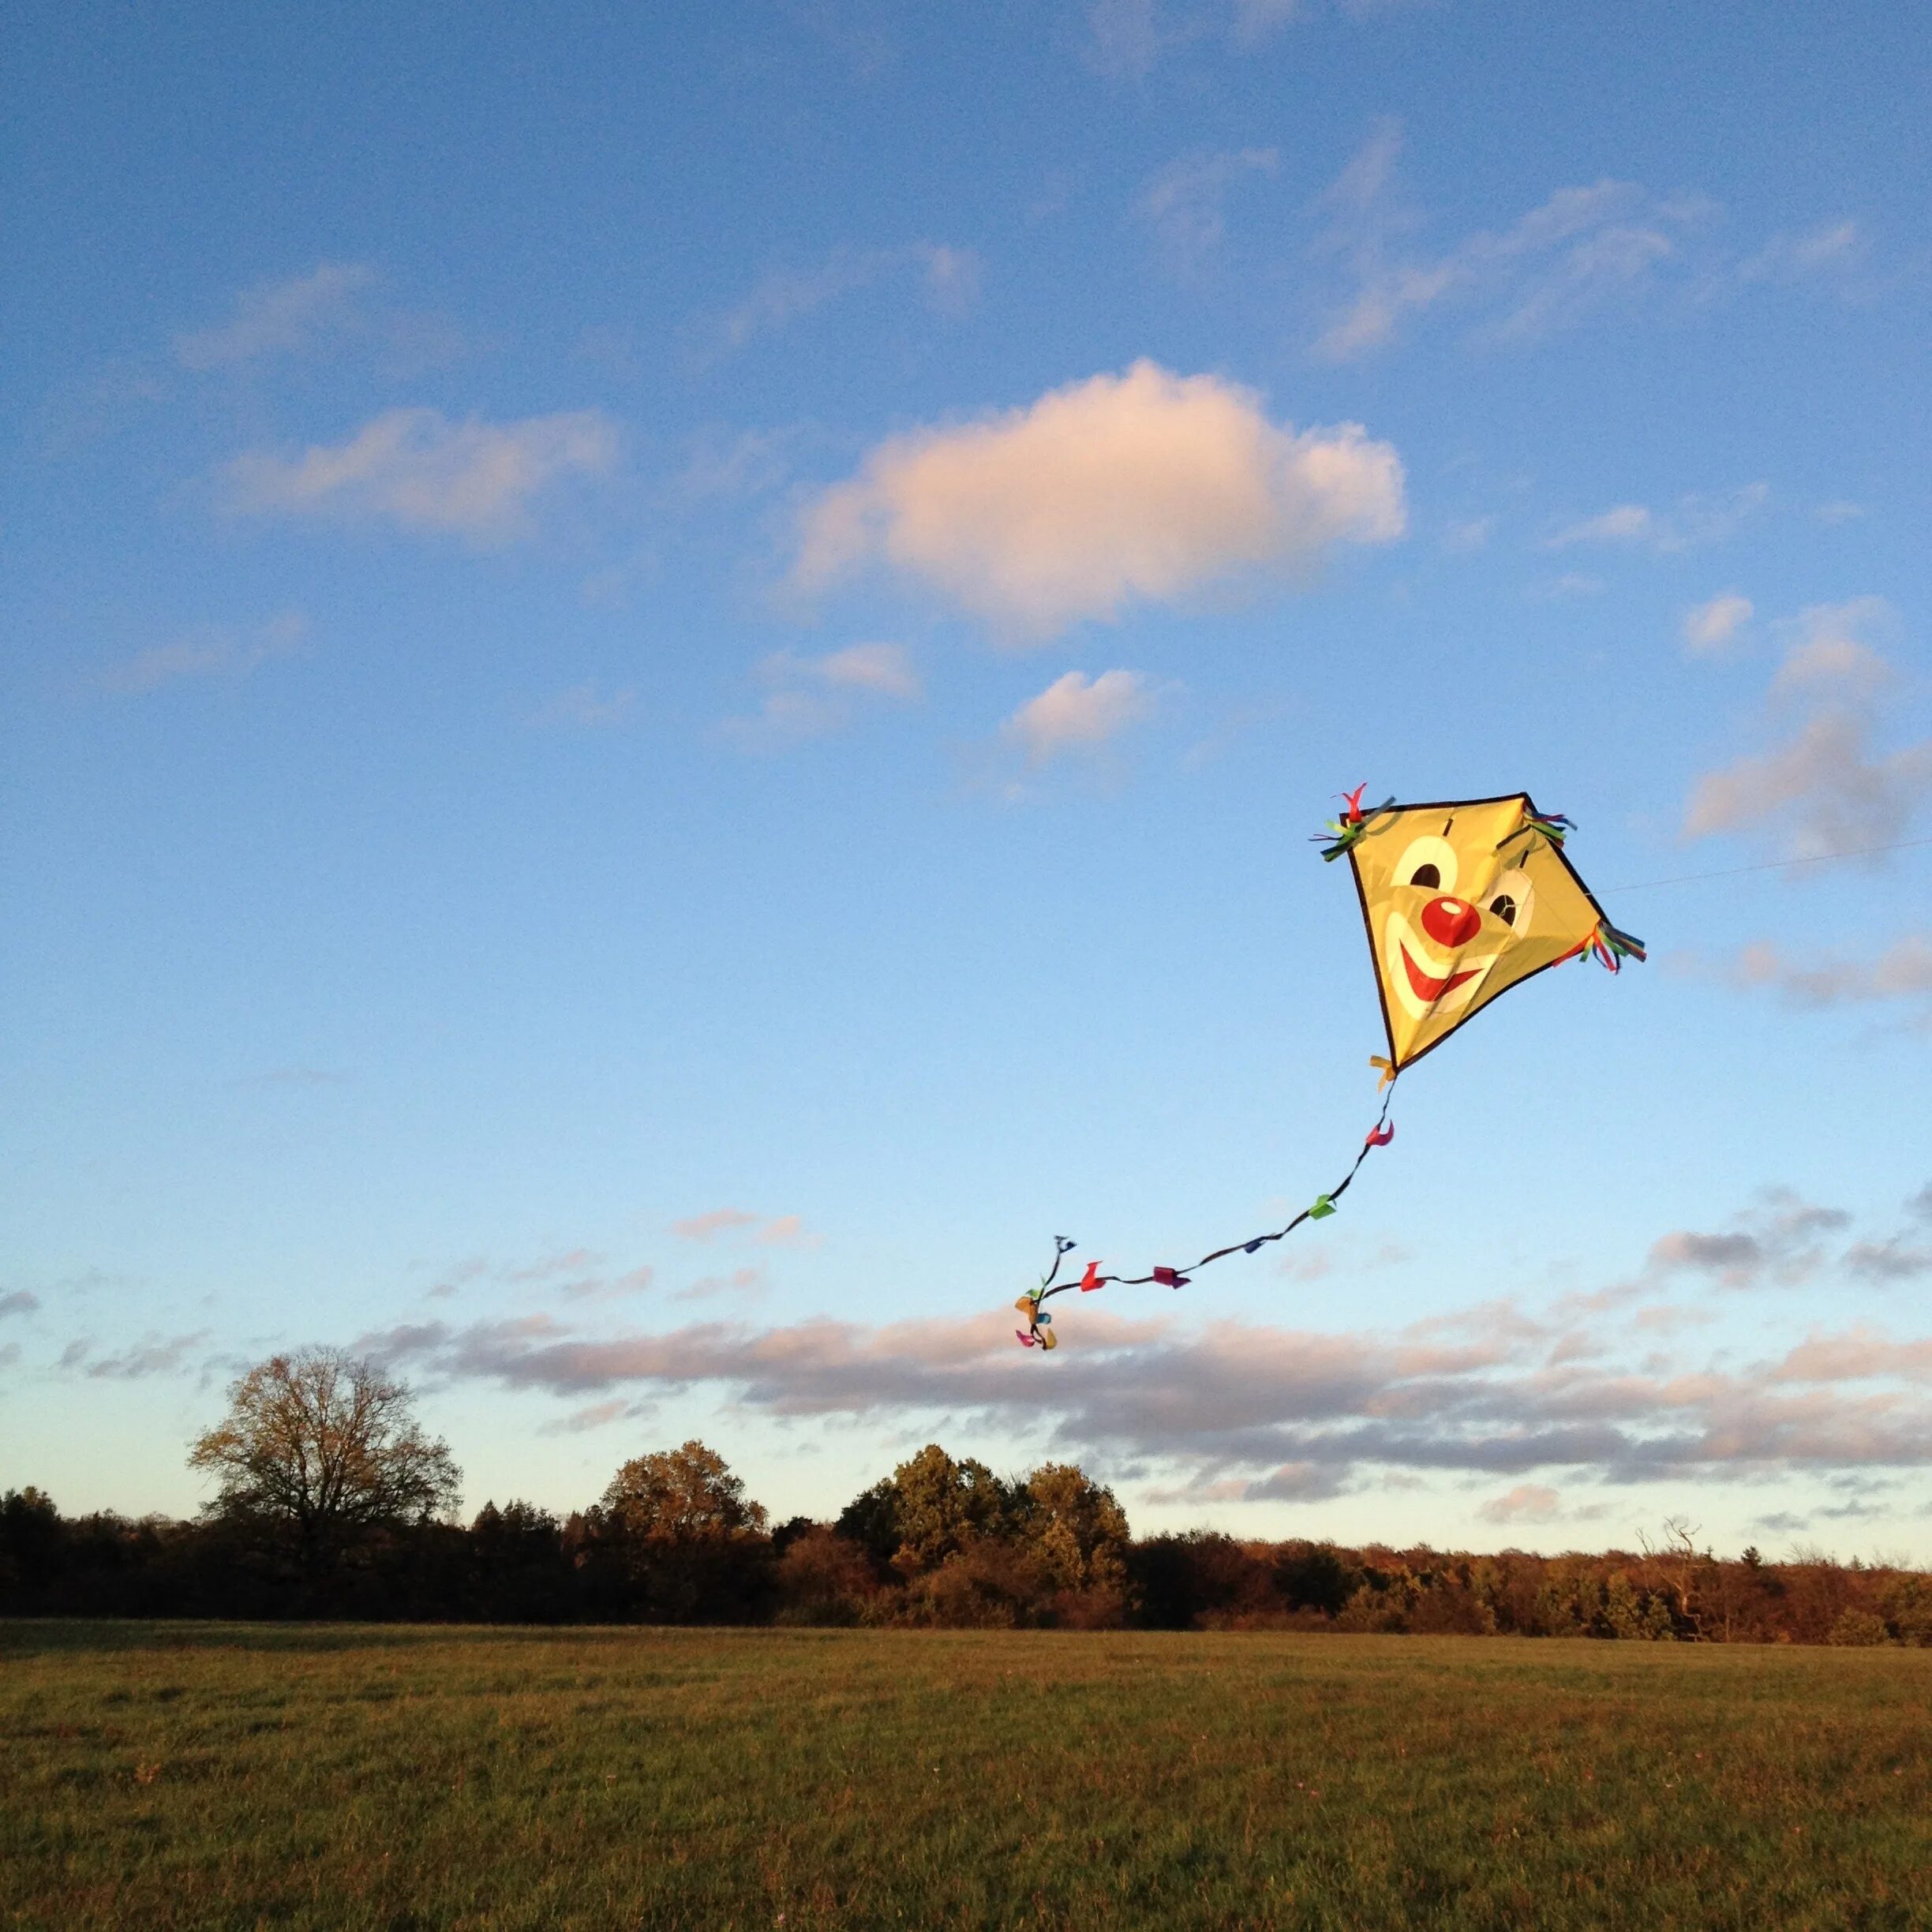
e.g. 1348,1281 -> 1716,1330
5,1621 -> 1930,1930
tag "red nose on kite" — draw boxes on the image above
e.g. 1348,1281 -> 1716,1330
1421,895 -> 1482,949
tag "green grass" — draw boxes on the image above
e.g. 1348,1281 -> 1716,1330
4,1622 -> 1930,1930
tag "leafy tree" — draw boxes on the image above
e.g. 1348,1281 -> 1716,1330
1275,1541 -> 1352,1617
0,1487 -> 62,1601
582,1440 -> 772,1622
186,1347 -> 459,1586
470,1500 -> 574,1622
841,1444 -> 1012,1578
599,1440 -> 766,1541
1015,1463 -> 1129,1593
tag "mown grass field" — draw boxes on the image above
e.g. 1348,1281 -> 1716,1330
4,1621 -> 1930,1930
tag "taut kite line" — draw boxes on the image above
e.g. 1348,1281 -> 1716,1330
1014,788 -> 1645,1350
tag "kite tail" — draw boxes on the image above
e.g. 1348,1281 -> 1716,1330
1015,1084 -> 1398,1350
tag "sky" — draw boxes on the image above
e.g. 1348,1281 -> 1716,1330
3,0 -> 1930,1560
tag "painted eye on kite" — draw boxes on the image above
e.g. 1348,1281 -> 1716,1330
1485,868 -> 1534,934
1394,834 -> 1458,895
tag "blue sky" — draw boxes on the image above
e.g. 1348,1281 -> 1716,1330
4,0 -> 1929,1558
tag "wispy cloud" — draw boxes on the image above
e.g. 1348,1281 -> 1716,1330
1312,124 -> 1716,358
225,407 -> 618,541
1681,592 -> 1753,653
73,1331 -> 213,1380
174,263 -> 376,369
1084,0 -> 1163,77
1683,598 -> 1930,859
94,612 -> 306,695
1309,122 -> 1858,360
676,1264 -> 769,1304
1136,147 -> 1279,275
1735,220 -> 1865,288
1477,1482 -> 1562,1526
720,642 -> 920,750
0,1291 -> 41,1318
795,361 -> 1404,638
1002,669 -> 1157,766
531,680 -> 638,728
355,1282 -> 1932,1492
710,242 -> 979,358
1648,1190 -> 1850,1290
1545,482 -> 1766,553
672,1209 -> 819,1248
1717,934 -> 1932,1016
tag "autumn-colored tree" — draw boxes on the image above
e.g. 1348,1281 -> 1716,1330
1015,1462 -> 1129,1594
583,1440 -> 772,1622
838,1444 -> 1013,1578
186,1348 -> 459,1583
599,1440 -> 768,1541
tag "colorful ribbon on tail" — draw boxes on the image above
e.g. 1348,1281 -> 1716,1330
1016,1084 -> 1397,1351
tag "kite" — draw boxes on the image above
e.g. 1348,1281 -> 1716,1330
1013,788 -> 1644,1350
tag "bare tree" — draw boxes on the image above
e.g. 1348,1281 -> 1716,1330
188,1347 -> 459,1581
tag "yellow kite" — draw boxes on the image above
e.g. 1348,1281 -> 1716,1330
1012,786 -> 1643,1351
1323,789 -> 1644,1076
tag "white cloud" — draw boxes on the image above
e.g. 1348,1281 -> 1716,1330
1816,500 -> 1866,526
1136,148 -> 1279,275
1683,602 -> 1929,858
225,407 -> 617,541
1721,935 -> 1932,1013
94,612 -> 305,695
1002,669 -> 1155,766
794,361 -> 1405,638
1477,1483 -> 1561,1525
810,642 -> 921,699
1547,483 -> 1767,554
1682,592 -> 1753,653
1769,598 -> 1897,701
1683,713 -> 1932,856
721,643 -> 919,749
174,263 -> 375,369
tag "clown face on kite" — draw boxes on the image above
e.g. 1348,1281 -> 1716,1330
1013,788 -> 1643,1350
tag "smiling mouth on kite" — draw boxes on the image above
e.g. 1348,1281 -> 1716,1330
1399,942 -> 1481,1003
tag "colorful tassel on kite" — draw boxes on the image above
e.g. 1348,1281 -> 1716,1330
1365,1121 -> 1395,1149
1498,807 -> 1574,856
1370,1054 -> 1397,1090
1314,788 -> 1398,862
1309,1194 -> 1337,1220
1079,1262 -> 1103,1292
1152,1266 -> 1189,1288
1584,921 -> 1647,972
1601,921 -> 1646,964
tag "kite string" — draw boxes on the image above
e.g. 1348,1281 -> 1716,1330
1603,834 -> 1932,896
1032,1082 -> 1396,1309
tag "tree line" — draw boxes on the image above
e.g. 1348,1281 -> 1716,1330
4,1346 -> 1928,1646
